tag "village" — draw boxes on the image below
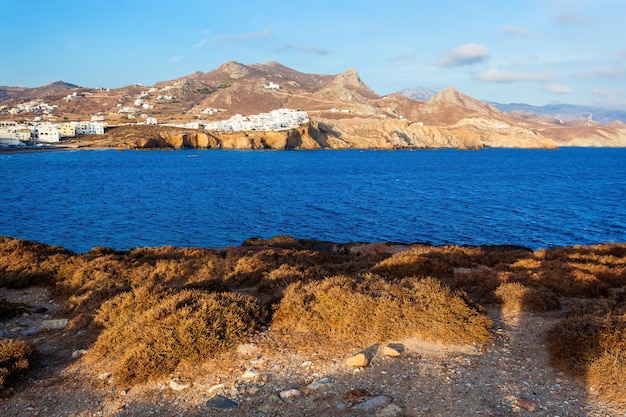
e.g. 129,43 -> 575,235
0,96 -> 309,148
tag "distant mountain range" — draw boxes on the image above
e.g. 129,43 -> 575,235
395,86 -> 626,125
1,63 -> 625,149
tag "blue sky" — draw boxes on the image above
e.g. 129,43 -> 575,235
1,0 -> 625,108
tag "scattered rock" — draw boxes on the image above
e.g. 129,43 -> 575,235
376,403 -> 403,417
71,349 -> 87,359
346,352 -> 369,367
301,360 -> 313,367
382,343 -> 404,357
169,379 -> 190,392
258,394 -> 282,412
241,369 -> 258,379
306,376 -> 334,390
279,388 -> 300,400
40,319 -> 69,330
206,394 -> 238,409
207,383 -> 225,394
248,387 -> 260,396
236,343 -> 259,356
353,395 -> 391,411
345,388 -> 371,400
517,399 -> 537,412
97,372 -> 111,380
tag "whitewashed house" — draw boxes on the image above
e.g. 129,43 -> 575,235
34,123 -> 60,143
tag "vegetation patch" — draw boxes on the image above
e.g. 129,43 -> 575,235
84,286 -> 264,385
547,291 -> 626,402
272,274 -> 492,347
0,338 -> 34,392
495,282 -> 560,312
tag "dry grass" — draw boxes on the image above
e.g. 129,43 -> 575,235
0,237 -> 72,288
0,338 -> 34,390
3,236 -> 626,402
272,274 -> 492,347
495,282 -> 560,312
84,285 -> 265,385
547,290 -> 626,402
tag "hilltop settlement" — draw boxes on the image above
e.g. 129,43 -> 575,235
1,61 -> 626,150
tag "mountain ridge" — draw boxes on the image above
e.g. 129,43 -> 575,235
1,62 -> 625,149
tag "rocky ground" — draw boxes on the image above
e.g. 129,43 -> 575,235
1,286 -> 626,417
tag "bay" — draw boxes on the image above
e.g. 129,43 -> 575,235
0,148 -> 624,253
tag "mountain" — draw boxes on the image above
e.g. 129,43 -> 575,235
0,81 -> 79,102
1,62 -> 625,149
489,102 -> 626,125
396,86 -> 437,101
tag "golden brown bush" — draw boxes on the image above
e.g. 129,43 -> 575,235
0,237 -> 72,288
0,338 -> 34,390
495,282 -> 560,312
272,274 -> 492,347
372,248 -> 454,279
85,286 -> 264,384
548,295 -> 626,402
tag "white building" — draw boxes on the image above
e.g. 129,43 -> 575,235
74,121 -> 105,135
34,123 -> 60,143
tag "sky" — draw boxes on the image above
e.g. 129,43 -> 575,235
1,0 -> 625,109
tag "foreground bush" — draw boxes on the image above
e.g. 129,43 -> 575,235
0,338 -> 34,391
272,274 -> 492,347
0,237 -> 72,288
547,291 -> 626,402
495,282 -> 560,312
85,286 -> 264,384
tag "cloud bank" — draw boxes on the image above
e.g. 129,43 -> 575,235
475,68 -> 552,83
437,43 -> 489,67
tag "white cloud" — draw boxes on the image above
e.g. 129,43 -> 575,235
500,26 -> 530,36
279,43 -> 330,55
596,65 -> 624,78
544,84 -> 572,94
475,68 -> 553,82
437,44 -> 489,67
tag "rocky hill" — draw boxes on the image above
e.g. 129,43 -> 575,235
2,62 -> 626,149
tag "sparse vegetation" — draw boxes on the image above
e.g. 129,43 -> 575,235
547,290 -> 626,402
1,236 -> 626,403
85,286 -> 264,384
0,338 -> 34,391
272,274 -> 493,347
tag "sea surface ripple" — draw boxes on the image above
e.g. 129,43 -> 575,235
1,148 -> 625,253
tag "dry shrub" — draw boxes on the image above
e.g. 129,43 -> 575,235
372,248 -> 454,279
242,235 -> 302,249
272,274 -> 492,347
85,286 -> 264,385
258,263 -> 306,293
445,267 -> 502,304
547,293 -> 626,402
495,282 -> 560,312
0,237 -> 72,288
0,338 -> 34,390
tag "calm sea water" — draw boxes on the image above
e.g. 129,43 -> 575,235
0,148 -> 625,253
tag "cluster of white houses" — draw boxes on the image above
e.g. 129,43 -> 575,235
176,109 -> 309,132
1,109 -> 310,147
0,121 -> 106,147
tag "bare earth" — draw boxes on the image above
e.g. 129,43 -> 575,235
1,287 -> 625,417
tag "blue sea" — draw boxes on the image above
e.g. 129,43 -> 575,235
0,148 -> 625,253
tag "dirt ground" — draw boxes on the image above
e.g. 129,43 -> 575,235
1,286 -> 626,417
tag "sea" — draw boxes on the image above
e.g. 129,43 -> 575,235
0,147 -> 625,253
